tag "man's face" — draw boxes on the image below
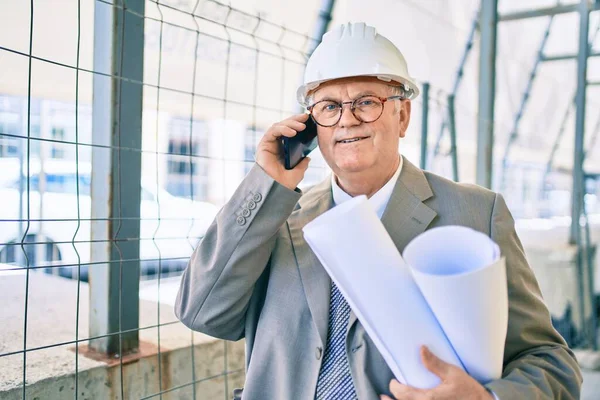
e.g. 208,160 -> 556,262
309,77 -> 411,177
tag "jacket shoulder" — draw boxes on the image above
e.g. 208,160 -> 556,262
422,171 -> 501,232
423,170 -> 497,203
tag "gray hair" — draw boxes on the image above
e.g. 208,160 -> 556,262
388,84 -> 410,113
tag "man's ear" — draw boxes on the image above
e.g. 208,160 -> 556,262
398,99 -> 411,138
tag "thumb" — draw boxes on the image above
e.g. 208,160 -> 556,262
421,346 -> 451,380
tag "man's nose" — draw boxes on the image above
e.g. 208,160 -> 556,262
338,103 -> 361,128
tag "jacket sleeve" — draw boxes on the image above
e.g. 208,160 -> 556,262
484,193 -> 582,399
174,163 -> 302,341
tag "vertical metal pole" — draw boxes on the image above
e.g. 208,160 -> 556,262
420,82 -> 430,170
89,0 -> 144,355
570,0 -> 589,245
571,0 -> 590,347
448,94 -> 459,182
582,176 -> 597,349
308,0 -> 336,55
17,100 -> 26,267
433,8 -> 479,160
476,0 -> 498,189
569,0 -> 595,346
540,18 -> 599,195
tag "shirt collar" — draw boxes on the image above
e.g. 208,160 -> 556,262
331,156 -> 403,219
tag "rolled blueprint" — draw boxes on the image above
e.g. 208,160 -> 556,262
403,226 -> 507,384
303,195 -> 463,389
303,195 -> 507,389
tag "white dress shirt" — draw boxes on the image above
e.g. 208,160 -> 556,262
331,156 -> 403,219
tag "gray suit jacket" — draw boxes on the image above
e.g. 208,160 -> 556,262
175,156 -> 582,399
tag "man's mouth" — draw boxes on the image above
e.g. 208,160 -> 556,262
337,136 -> 369,144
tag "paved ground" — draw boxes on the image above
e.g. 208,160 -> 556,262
582,369 -> 600,399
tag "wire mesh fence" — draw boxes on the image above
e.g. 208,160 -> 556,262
0,0 -> 325,398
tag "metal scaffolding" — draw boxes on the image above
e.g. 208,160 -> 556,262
426,0 -> 600,348
432,8 -> 479,181
490,0 -> 600,348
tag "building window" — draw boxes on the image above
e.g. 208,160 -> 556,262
0,120 -> 19,157
0,138 -> 18,157
51,127 -> 65,159
166,117 -> 208,200
167,155 -> 196,175
244,126 -> 262,174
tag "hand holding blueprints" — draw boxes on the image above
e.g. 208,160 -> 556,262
404,225 -> 507,384
303,195 -> 507,389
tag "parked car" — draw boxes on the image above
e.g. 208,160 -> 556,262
0,158 -> 219,280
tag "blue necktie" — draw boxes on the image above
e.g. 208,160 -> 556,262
315,282 -> 358,399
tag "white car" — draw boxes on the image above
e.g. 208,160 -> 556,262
0,158 -> 219,279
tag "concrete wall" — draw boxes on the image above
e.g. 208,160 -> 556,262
0,340 -> 245,400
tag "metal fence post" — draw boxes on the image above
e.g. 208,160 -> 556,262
89,0 -> 144,356
447,94 -> 459,182
420,82 -> 430,170
476,0 -> 498,189
570,0 -> 590,245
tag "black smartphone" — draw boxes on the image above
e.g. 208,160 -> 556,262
282,116 -> 318,170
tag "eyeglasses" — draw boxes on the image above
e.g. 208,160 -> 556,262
307,95 -> 404,127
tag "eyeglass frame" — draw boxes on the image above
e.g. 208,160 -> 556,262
306,95 -> 406,127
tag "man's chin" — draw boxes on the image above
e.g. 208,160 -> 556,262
335,161 -> 372,175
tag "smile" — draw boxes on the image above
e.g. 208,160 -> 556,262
337,137 -> 369,144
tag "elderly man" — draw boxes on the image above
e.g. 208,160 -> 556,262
175,22 -> 582,399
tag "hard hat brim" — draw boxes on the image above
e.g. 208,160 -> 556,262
297,74 -> 420,106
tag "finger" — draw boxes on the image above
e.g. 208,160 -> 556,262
380,396 -> 394,400
421,345 -> 451,380
283,113 -> 310,122
279,119 -> 307,131
389,379 -> 427,399
264,124 -> 297,141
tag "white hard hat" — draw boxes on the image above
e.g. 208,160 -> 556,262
297,22 -> 420,106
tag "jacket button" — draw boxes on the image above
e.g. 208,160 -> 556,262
253,193 -> 262,202
247,199 -> 256,210
236,216 -> 246,226
315,347 -> 323,360
241,208 -> 251,218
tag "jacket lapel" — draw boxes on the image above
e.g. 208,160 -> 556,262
288,178 -> 334,348
347,156 -> 438,329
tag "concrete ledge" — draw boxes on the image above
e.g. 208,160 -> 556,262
0,272 -> 246,399
0,340 -> 245,400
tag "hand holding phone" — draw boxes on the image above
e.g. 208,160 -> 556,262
283,116 -> 318,170
254,114 -> 313,191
